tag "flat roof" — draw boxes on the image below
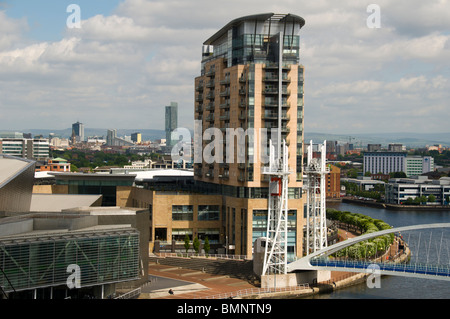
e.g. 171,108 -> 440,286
30,194 -> 103,212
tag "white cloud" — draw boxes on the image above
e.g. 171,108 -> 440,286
0,0 -> 449,136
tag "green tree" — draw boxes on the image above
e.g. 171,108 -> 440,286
203,237 -> 210,257
427,194 -> 436,203
193,237 -> 200,255
184,234 -> 190,253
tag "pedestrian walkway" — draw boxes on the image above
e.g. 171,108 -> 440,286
139,263 -> 257,299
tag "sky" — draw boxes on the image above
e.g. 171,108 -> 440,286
0,0 -> 449,135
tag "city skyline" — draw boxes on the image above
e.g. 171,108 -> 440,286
0,0 -> 449,135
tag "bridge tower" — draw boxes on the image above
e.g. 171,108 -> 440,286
261,140 -> 290,275
304,140 -> 329,254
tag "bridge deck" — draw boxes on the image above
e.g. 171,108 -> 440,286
310,258 -> 450,278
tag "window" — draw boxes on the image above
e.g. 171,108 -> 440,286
198,228 -> 220,244
172,229 -> 192,242
172,205 -> 193,221
198,205 -> 220,221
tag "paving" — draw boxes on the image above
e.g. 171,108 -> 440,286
139,263 -> 257,299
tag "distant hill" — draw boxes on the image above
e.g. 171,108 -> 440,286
305,132 -> 450,148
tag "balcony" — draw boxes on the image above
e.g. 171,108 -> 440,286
263,101 -> 290,108
206,80 -> 215,88
220,88 -> 230,97
196,94 -> 204,102
206,113 -> 215,122
206,91 -> 215,100
220,112 -> 230,121
206,103 -> 215,111
219,101 -> 230,109
263,74 -> 291,83
264,63 -> 291,70
263,88 -> 290,95
220,77 -> 230,85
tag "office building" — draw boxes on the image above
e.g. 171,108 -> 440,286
72,121 -> 84,142
364,152 -> 434,177
0,138 -> 49,161
131,132 -> 142,144
385,176 -> 450,205
363,151 -> 407,175
165,102 -> 178,148
405,156 -> 434,177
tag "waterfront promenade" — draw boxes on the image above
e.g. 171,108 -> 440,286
140,261 -> 364,299
137,223 -> 408,299
139,227 -> 371,300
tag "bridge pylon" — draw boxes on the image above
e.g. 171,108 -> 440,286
304,140 -> 330,255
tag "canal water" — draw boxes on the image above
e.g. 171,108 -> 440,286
310,202 -> 450,299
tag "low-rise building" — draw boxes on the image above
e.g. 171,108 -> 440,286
35,157 -> 71,173
385,176 -> 450,205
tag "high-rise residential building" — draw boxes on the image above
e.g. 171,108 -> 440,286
193,13 -> 306,259
165,102 -> 178,148
72,121 -> 84,142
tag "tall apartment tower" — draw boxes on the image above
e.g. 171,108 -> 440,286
165,102 -> 178,148
194,13 -> 306,260
72,121 -> 84,142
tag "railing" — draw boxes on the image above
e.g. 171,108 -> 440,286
114,287 -> 141,299
310,258 -> 450,277
198,284 -> 310,299
155,252 -> 252,260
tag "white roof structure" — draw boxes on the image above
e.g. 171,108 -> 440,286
132,169 -> 193,182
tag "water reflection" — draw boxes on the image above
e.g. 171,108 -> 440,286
313,202 -> 450,299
